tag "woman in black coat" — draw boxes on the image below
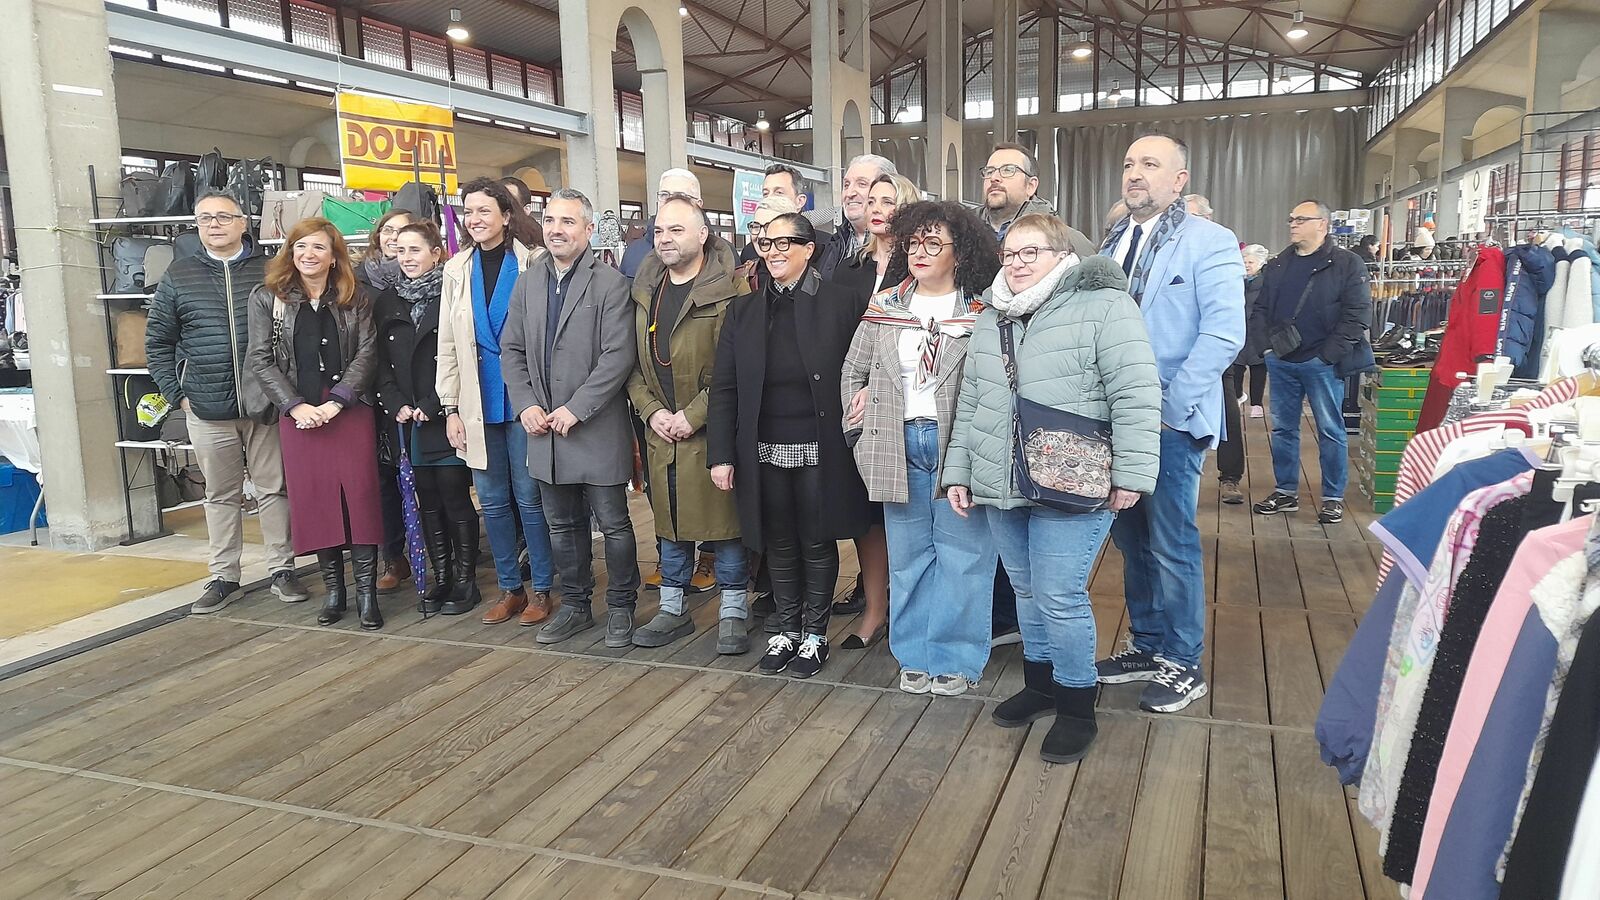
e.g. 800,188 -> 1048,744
708,213 -> 871,679
373,222 -> 477,616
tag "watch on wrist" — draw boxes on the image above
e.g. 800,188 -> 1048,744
442,406 -> 459,417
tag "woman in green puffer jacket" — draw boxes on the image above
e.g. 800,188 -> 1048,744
942,213 -> 1161,765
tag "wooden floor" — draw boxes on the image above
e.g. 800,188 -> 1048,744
0,408 -> 1397,900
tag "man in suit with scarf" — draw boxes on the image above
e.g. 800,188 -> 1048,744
1094,134 -> 1245,714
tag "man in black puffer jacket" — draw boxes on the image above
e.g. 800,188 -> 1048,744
146,191 -> 306,612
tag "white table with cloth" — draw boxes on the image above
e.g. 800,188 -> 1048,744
0,388 -> 44,543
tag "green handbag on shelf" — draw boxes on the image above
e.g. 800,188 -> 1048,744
321,196 -> 391,237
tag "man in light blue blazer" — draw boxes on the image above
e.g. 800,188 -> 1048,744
1094,134 -> 1245,714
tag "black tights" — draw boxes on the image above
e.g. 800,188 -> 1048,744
414,465 -> 476,526
760,462 -> 838,637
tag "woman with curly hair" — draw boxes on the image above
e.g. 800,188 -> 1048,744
841,201 -> 1001,696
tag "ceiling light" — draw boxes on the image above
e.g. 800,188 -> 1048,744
909,135 -> 921,141
679,5 -> 689,16
446,8 -> 469,41
755,109 -> 770,131
1286,9 -> 1308,41
1072,30 -> 1092,60
1109,80 -> 1123,102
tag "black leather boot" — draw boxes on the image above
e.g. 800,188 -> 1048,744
350,544 -> 383,631
418,508 -> 452,616
440,521 -> 481,616
1040,684 -> 1099,764
316,548 -> 346,626
993,659 -> 1057,728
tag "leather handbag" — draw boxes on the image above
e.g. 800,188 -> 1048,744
999,319 -> 1113,513
260,189 -> 331,241
1265,279 -> 1317,358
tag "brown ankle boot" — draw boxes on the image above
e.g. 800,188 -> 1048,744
377,558 -> 404,593
519,591 -> 552,626
482,587 -> 528,625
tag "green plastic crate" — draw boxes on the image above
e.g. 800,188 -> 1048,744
1364,429 -> 1412,453
1361,406 -> 1421,431
1373,494 -> 1396,513
1371,367 -> 1431,388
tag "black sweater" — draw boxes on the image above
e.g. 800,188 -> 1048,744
758,290 -> 819,443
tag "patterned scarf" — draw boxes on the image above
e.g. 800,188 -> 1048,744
363,256 -> 402,292
987,252 -> 1079,319
395,266 -> 443,325
1099,198 -> 1187,304
860,277 -> 982,388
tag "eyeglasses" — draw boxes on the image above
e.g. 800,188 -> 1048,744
980,164 -> 1032,180
378,225 -> 404,236
1287,216 -> 1326,226
658,190 -> 701,204
748,221 -> 768,236
901,237 -> 946,256
195,213 -> 242,226
755,236 -> 813,252
1000,246 -> 1058,265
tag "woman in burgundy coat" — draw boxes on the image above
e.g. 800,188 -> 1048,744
246,216 -> 385,629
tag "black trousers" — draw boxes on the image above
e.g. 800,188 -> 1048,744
759,462 -> 838,636
414,464 -> 475,526
540,481 -> 640,610
1217,366 -> 1246,482
1245,363 -> 1267,406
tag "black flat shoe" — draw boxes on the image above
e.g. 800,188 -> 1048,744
839,622 -> 887,650
831,581 -> 866,616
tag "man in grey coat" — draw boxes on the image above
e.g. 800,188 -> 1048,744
502,189 -> 642,647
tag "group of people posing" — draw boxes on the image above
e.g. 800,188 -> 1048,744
144,131 -> 1369,764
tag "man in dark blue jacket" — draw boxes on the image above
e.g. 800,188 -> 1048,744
1248,199 -> 1372,525
146,191 -> 306,612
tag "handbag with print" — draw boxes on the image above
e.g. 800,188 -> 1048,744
999,319 -> 1113,513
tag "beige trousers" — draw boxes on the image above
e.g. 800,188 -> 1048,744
187,415 -> 294,581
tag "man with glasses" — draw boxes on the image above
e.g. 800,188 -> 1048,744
1249,199 -> 1371,525
621,168 -> 703,279
146,190 -> 307,613
974,143 -> 1097,256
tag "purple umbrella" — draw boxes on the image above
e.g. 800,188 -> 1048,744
396,425 -> 428,601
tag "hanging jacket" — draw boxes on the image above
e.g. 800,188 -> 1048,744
1419,246 -> 1506,431
1503,243 -> 1557,378
1562,236 -> 1599,326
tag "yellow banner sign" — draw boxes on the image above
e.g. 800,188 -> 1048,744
338,91 -> 458,194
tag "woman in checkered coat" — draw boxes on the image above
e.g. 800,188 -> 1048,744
841,201 -> 1002,699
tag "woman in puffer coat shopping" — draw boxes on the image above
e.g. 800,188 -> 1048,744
943,213 -> 1161,765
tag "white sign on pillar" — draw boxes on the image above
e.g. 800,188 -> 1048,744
1459,167 -> 1492,235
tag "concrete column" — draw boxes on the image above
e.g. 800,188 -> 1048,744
1437,87 -> 1523,235
810,0 -> 874,207
1529,9 -> 1600,113
1390,128 -> 1438,194
559,0 -> 687,219
991,0 -> 1020,143
0,0 -> 132,549
924,0 -> 963,201
1363,152 -> 1393,205
1036,126 -> 1060,209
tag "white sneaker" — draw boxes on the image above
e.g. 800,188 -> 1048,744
930,674 -> 973,696
899,669 -> 931,694
1249,405 -> 1265,419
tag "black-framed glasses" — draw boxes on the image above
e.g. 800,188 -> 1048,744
979,164 -> 1032,180
195,213 -> 242,226
748,221 -> 768,236
755,236 -> 813,252
901,237 -> 946,256
1287,215 -> 1326,226
1000,246 -> 1058,265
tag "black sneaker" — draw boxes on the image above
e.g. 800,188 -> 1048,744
1095,641 -> 1162,684
759,632 -> 800,674
832,581 -> 865,616
990,625 -> 1022,648
1252,491 -> 1300,515
1318,500 -> 1345,524
1139,658 -> 1209,713
191,578 -> 241,614
789,634 -> 829,679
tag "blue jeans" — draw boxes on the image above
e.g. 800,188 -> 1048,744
986,505 -> 1113,688
471,422 -> 554,592
1110,426 -> 1208,667
1265,356 -> 1348,500
659,537 -> 748,619
884,420 -> 998,683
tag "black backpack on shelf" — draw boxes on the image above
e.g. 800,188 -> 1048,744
226,157 -> 274,218
392,181 -> 440,223
196,148 -> 228,194
156,161 -> 197,217
119,172 -> 163,219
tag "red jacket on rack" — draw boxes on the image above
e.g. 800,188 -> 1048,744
1418,246 -> 1506,432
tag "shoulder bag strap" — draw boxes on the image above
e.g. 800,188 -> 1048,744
998,317 -> 1021,396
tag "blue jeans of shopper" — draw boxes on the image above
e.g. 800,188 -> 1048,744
1266,355 -> 1349,500
1110,426 -> 1208,668
884,420 -> 998,683
471,422 -> 554,592
986,505 -> 1113,688
659,537 -> 748,619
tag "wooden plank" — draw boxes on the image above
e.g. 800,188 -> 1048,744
167,817 -> 360,899
341,834 -> 471,900
0,778 -> 145,850
1347,789 -> 1392,900
806,698 -> 981,898
1330,539 -> 1382,616
1040,715 -> 1150,900
551,676 -> 785,856
251,827 -> 416,900
96,808 -> 300,900
487,856 -> 657,900
0,790 -> 208,898
1261,607 -> 1325,729
1275,732 -> 1366,900
1253,534 -> 1304,608
607,681 -> 832,866
1209,605 -> 1269,725
674,688 -> 882,878
0,618 -> 243,700
1117,719 -> 1209,900
396,844 -> 534,900
29,794 -> 252,898
957,725 -> 1076,900
1308,612 -> 1358,694
738,693 -> 929,890
1292,538 -> 1357,613
1213,534 -> 1260,607
880,710 -> 1025,900
1203,728 -> 1285,900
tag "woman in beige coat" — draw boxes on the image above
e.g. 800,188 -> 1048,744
436,177 -> 552,623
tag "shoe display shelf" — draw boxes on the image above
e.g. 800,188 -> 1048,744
1356,366 -> 1430,513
